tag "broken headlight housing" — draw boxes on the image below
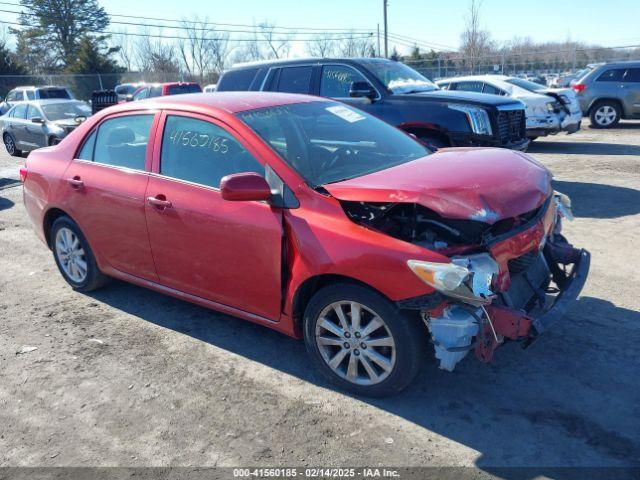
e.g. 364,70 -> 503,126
554,190 -> 574,221
407,253 -> 499,306
448,104 -> 492,136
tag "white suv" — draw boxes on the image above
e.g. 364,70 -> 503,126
0,86 -> 75,115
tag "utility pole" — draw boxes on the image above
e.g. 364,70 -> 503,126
377,23 -> 381,58
383,0 -> 388,58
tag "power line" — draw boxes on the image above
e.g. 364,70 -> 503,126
0,1 -> 374,33
0,7 -> 374,36
0,19 -> 373,43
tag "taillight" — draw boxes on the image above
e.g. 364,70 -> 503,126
572,83 -> 586,93
19,167 -> 27,183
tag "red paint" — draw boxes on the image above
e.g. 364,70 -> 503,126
220,172 -> 272,202
22,92 -> 564,341
324,147 -> 551,223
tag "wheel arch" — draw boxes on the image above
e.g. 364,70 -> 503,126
291,273 -> 393,332
43,207 -> 75,248
588,97 -> 624,115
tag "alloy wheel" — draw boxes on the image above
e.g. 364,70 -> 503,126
594,105 -> 617,126
315,301 -> 396,386
55,227 -> 88,283
4,135 -> 15,155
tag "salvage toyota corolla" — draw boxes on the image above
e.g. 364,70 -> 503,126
22,92 -> 590,396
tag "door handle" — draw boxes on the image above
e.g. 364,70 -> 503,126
147,195 -> 172,209
67,177 -> 84,188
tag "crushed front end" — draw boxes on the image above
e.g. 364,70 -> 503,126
343,191 -> 590,371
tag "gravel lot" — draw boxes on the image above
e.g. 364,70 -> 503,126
1,120 -> 639,471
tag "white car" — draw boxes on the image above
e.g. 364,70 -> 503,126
437,75 -> 582,139
203,84 -> 217,93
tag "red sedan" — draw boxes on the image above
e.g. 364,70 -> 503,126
22,92 -> 589,396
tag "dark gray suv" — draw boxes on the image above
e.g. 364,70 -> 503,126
572,61 -> 640,128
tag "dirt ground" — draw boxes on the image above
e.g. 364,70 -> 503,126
1,120 -> 639,471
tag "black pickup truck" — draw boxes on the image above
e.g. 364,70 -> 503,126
217,58 -> 529,151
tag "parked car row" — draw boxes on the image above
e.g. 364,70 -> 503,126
436,75 -> 582,139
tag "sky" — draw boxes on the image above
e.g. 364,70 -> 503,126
1,0 -> 639,56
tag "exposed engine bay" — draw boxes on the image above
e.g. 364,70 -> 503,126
341,192 -> 590,372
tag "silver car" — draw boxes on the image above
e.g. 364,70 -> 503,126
573,61 -> 640,128
0,100 -> 90,156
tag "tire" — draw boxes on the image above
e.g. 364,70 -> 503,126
48,136 -> 59,146
50,216 -> 110,292
589,101 -> 621,128
303,283 -> 427,397
418,135 -> 447,151
3,133 -> 22,157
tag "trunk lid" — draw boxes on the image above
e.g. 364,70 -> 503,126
324,147 -> 551,224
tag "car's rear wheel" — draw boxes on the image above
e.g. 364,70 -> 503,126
590,101 -> 621,128
3,133 -> 21,157
51,216 -> 110,292
303,284 -> 427,397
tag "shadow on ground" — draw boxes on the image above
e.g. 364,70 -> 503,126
529,141 -> 640,156
552,179 -> 640,219
89,281 -> 640,470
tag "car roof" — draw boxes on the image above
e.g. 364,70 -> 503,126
597,60 -> 640,68
13,85 -> 69,90
229,57 -> 391,70
104,91 -> 321,115
437,74 -> 512,83
20,99 -> 83,106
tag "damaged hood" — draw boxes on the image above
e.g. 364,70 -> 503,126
324,148 -> 552,224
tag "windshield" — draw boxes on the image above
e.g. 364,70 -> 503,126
38,88 -> 71,99
238,101 -> 429,186
42,101 -> 90,121
167,84 -> 202,95
115,84 -> 139,95
506,78 -> 546,92
359,59 -> 438,94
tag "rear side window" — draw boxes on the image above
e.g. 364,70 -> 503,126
133,88 -> 149,101
160,115 -> 264,188
11,104 -> 27,119
167,84 -> 201,95
455,81 -> 484,93
623,68 -> 640,82
92,115 -> 154,170
37,88 -> 71,99
217,68 -> 259,91
596,69 -> 625,82
77,130 -> 97,160
483,84 -> 504,95
276,66 -> 313,94
320,65 -> 368,98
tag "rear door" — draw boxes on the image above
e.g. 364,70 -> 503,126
61,112 -> 159,281
620,68 -> 640,116
144,111 -> 283,320
593,67 -> 625,107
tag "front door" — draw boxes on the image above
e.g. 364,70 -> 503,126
144,112 -> 283,321
61,112 -> 159,281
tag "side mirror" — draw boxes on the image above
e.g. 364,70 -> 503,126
349,81 -> 376,100
31,117 -> 44,124
220,172 -> 272,202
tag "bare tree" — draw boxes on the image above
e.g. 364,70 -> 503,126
134,29 -> 180,80
112,29 -> 134,71
459,0 -> 494,74
306,33 -> 338,58
338,32 -> 374,58
177,17 -> 214,82
257,22 -> 291,59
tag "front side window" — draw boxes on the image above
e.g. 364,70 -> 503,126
92,115 -> 154,169
596,69 -> 625,82
623,68 -> 640,83
238,101 -> 429,187
6,90 -> 18,102
276,66 -> 313,94
359,59 -> 438,94
25,90 -> 35,100
160,115 -> 264,188
26,105 -> 41,120
149,86 -> 163,97
320,65 -> 369,98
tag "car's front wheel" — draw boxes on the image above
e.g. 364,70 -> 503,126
303,284 -> 427,397
590,101 -> 621,128
50,216 -> 110,292
3,133 -> 21,157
